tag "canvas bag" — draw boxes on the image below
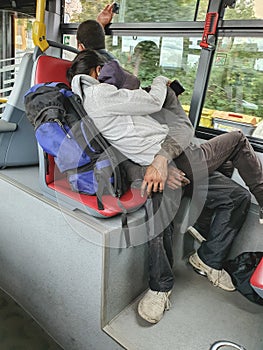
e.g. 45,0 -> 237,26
223,251 -> 263,305
24,82 -> 130,208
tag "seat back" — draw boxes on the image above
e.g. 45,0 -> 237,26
250,257 -> 263,299
33,55 -> 146,218
0,53 -> 39,168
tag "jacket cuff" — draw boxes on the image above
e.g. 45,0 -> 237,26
104,23 -> 112,35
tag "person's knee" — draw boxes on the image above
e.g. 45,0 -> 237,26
232,130 -> 246,143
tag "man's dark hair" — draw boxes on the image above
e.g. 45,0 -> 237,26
76,20 -> 105,50
66,49 -> 106,84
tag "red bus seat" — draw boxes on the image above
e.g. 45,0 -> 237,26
33,55 -> 146,218
250,257 -> 263,299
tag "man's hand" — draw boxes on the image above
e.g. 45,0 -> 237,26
97,3 -> 114,27
166,166 -> 190,190
141,155 -> 168,197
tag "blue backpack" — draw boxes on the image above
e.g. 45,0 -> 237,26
24,82 -> 131,210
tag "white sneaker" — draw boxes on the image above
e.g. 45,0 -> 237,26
186,226 -> 206,244
189,252 -> 236,292
138,289 -> 172,324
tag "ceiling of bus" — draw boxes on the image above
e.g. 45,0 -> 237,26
0,0 -> 36,16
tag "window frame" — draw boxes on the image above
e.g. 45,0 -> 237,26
60,2 -> 263,151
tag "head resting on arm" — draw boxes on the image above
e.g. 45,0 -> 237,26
66,49 -> 107,84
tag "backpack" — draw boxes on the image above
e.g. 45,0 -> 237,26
24,82 -> 146,245
223,251 -> 263,305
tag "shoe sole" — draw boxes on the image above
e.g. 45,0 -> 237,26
189,255 -> 236,292
186,226 -> 206,244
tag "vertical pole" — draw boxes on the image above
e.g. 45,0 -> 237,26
32,0 -> 49,52
189,0 -> 232,128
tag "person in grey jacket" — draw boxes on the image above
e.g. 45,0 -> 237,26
67,50 -> 262,207
66,49 -> 260,324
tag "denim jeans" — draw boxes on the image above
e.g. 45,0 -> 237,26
194,172 -> 251,270
144,191 -> 179,292
145,171 -> 251,291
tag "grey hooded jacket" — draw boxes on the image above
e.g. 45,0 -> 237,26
71,74 -> 170,166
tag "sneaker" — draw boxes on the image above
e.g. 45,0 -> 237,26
138,289 -> 171,324
259,207 -> 263,224
186,226 -> 206,244
189,252 -> 236,292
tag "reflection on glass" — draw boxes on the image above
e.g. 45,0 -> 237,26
64,0 -> 202,23
63,0 -> 263,23
106,35 -> 201,106
202,36 -> 263,139
224,0 -> 263,20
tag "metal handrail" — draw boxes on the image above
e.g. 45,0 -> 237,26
210,340 -> 247,350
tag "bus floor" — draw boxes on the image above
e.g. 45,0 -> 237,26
0,288 -> 63,350
104,256 -> 263,350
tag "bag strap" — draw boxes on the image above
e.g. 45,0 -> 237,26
68,94 -> 124,197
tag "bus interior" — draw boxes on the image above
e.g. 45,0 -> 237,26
0,0 -> 262,349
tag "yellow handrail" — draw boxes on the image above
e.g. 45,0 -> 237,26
32,0 -> 49,52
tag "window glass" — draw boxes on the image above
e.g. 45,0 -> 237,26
63,33 -> 202,108
224,0 -> 263,20
109,35 -> 200,107
64,0 -> 203,23
200,36 -> 263,139
63,0 -> 263,23
0,11 -> 34,116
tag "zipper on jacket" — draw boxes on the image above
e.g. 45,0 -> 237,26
54,118 -> 71,139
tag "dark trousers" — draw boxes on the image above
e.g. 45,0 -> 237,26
145,171 -> 251,291
194,172 -> 251,269
144,190 -> 180,292
175,130 -> 263,207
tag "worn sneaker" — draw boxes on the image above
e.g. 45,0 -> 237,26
138,289 -> 172,324
259,207 -> 263,224
189,252 -> 235,292
186,226 -> 206,244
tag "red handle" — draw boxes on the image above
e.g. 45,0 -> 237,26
200,12 -> 219,48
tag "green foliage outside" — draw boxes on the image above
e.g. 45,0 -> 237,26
71,0 -> 262,120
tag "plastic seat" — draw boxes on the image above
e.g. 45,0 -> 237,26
0,52 -> 39,168
250,257 -> 263,299
32,54 -> 146,218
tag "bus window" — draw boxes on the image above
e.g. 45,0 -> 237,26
224,0 -> 263,20
63,0 -> 263,24
0,10 -> 34,116
63,0 -> 209,23
199,36 -> 263,139
62,33 -> 202,108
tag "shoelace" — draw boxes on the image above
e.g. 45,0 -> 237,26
212,270 -> 222,287
155,292 -> 171,310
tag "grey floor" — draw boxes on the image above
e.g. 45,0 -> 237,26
0,288 -> 63,350
105,258 -> 263,350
